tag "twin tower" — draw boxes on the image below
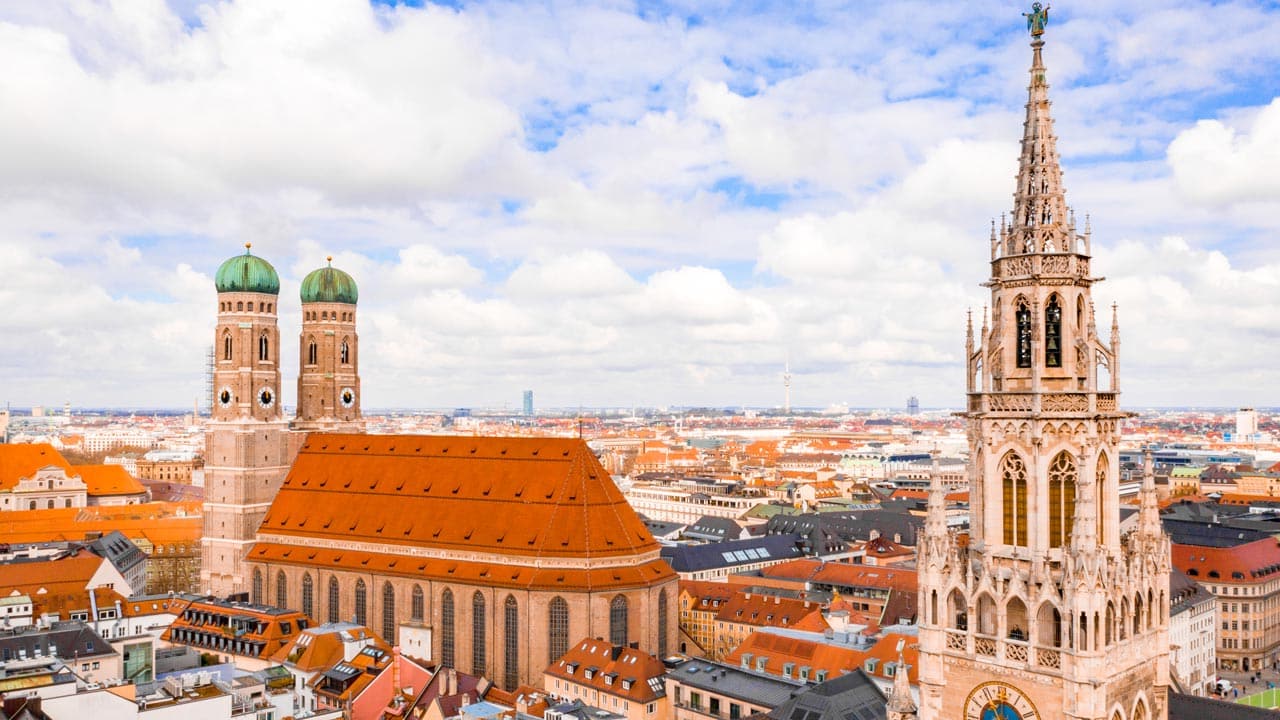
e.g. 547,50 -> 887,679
200,245 -> 364,597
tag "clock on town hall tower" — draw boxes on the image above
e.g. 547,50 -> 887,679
912,6 -> 1173,720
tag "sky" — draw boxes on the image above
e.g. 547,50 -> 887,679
2,0 -> 1279,411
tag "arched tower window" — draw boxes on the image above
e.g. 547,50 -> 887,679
223,334 -> 232,361
503,595 -> 519,691
301,574 -> 314,619
548,597 -> 569,664
259,334 -> 269,362
382,582 -> 396,642
1016,301 -> 1032,368
354,579 -> 367,626
441,590 -> 455,668
609,595 -> 628,647
307,339 -> 317,366
1048,451 -> 1077,548
340,339 -> 350,365
657,590 -> 669,658
472,591 -> 487,675
411,585 -> 424,621
1001,452 -> 1029,546
328,577 -> 340,623
1045,296 -> 1062,367
251,569 -> 263,605
276,570 -> 288,607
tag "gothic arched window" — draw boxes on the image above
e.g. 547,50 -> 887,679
1016,301 -> 1032,368
1001,452 -> 1028,546
441,590 -> 455,668
1045,296 -> 1062,367
657,590 -> 669,658
354,579 -> 367,626
1096,452 -> 1109,544
411,585 -> 424,621
259,334 -> 270,362
504,595 -> 519,690
548,597 -> 569,664
301,573 -> 314,619
609,595 -> 628,647
223,334 -> 233,361
340,339 -> 350,365
328,577 -> 340,623
307,339 -> 317,366
472,591 -> 486,675
276,570 -> 288,607
252,569 -> 263,604
1048,451 -> 1076,548
382,582 -> 396,642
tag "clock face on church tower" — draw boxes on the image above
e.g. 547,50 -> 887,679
964,682 -> 1038,720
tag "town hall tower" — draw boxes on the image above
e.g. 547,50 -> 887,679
915,7 -> 1172,720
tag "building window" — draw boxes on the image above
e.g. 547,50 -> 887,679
441,589 -> 455,668
504,595 -> 519,690
472,591 -> 487,675
328,577 -> 340,623
411,585 -> 424,621
610,595 -> 628,647
252,569 -> 263,604
276,571 -> 288,607
307,339 -> 317,365
354,580 -> 367,626
1048,451 -> 1077,548
1016,301 -> 1032,368
382,582 -> 396,642
658,590 -> 669,657
259,334 -> 270,362
1001,452 -> 1029,546
301,574 -> 314,619
223,334 -> 232,361
1044,295 -> 1062,367
549,596 -> 569,664
340,339 -> 350,364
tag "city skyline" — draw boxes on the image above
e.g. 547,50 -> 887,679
4,1 -> 1280,409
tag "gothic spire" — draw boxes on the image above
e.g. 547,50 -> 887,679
1008,19 -> 1075,257
886,651 -> 918,720
1138,448 -> 1161,538
925,458 -> 948,539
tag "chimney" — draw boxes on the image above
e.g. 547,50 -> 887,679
517,695 -> 530,717
461,693 -> 471,708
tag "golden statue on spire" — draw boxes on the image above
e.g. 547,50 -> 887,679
1024,2 -> 1050,37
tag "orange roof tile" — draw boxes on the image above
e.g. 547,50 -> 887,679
1172,537 -> 1280,582
73,465 -> 146,497
0,444 -> 71,491
715,592 -> 815,628
0,502 -> 201,545
258,435 -> 661,561
545,638 -> 667,703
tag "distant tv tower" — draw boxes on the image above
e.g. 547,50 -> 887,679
783,355 -> 792,414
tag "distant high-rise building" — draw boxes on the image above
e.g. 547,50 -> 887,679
783,357 -> 792,414
523,390 -> 534,416
907,396 -> 920,415
1237,407 -> 1258,440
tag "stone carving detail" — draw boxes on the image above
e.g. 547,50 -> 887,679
946,631 -> 966,651
975,636 -> 997,656
1097,394 -> 1117,412
1037,648 -> 1061,668
1042,255 -> 1070,273
1042,393 -> 1088,412
1002,256 -> 1033,277
1005,642 -> 1028,662
988,394 -> 1034,412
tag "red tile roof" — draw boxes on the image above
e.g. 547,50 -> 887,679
74,465 -> 146,497
545,638 -> 667,703
259,435 -> 659,560
715,593 -> 815,628
1172,538 -> 1280,582
0,444 -> 71,491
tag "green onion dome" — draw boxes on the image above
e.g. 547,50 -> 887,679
300,257 -> 358,305
215,244 -> 280,295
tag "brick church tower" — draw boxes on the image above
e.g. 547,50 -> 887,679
915,6 -> 1172,720
294,258 -> 363,432
201,245 -> 294,597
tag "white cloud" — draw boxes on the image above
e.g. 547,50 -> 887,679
1168,98 -> 1280,207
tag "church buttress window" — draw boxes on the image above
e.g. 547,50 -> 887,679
1001,452 -> 1028,546
1045,296 -> 1062,367
1016,302 -> 1032,368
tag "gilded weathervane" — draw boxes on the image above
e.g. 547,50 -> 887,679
1024,2 -> 1050,37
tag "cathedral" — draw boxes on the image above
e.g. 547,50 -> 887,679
914,8 -> 1173,720
199,246 -> 677,688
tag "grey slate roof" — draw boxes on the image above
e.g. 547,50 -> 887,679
767,669 -> 887,720
88,531 -> 146,576
660,535 -> 804,574
669,659 -> 803,709
685,516 -> 743,542
1170,567 -> 1215,619
0,621 -> 115,665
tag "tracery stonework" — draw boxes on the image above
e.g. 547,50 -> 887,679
913,12 -> 1172,720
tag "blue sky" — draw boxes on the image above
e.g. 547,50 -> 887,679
2,0 -> 1279,409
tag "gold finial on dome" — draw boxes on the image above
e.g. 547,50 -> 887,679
327,255 -> 333,264
244,242 -> 252,253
